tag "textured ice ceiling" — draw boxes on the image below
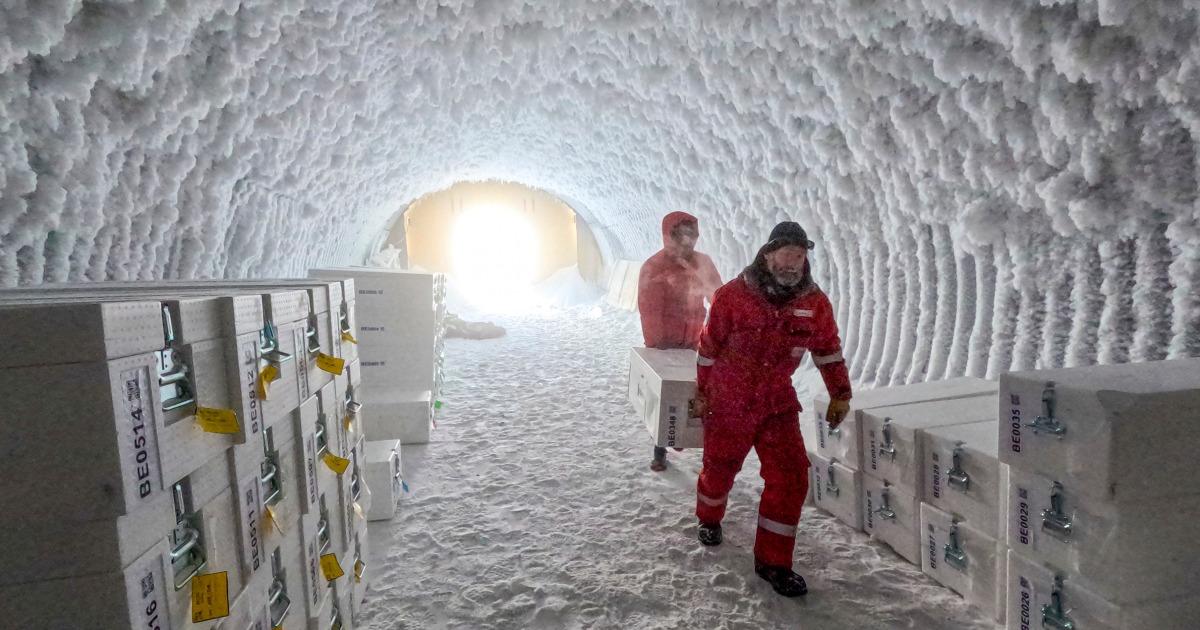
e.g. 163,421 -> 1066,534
2,0 -> 1199,381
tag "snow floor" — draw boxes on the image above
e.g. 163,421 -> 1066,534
355,302 -> 1002,629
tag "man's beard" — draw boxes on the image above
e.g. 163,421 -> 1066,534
772,270 -> 802,286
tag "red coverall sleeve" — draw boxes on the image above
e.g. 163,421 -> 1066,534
696,287 -> 732,393
637,262 -> 664,348
810,293 -> 852,401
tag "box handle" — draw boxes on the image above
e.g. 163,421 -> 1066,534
873,485 -> 896,521
1025,381 -> 1066,438
946,444 -> 970,492
824,463 -> 840,498
943,521 -> 968,571
1041,575 -> 1076,630
269,578 -> 292,627
1041,482 -> 1073,540
877,419 -> 896,461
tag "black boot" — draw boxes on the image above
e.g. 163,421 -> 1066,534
698,522 -> 723,546
755,559 -> 808,597
650,446 -> 667,472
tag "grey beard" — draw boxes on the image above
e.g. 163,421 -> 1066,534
772,272 -> 802,286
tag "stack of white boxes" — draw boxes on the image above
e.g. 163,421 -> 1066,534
808,377 -> 997,532
0,278 -> 371,629
998,359 -> 1200,629
309,267 -> 446,446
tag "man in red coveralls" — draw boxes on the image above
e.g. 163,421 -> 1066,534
637,211 -> 723,472
692,221 -> 852,597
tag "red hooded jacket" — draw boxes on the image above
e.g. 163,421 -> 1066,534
637,212 -> 723,349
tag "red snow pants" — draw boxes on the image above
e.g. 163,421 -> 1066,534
695,410 -> 810,568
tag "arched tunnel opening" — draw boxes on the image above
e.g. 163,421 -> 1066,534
2,2 -> 1200,628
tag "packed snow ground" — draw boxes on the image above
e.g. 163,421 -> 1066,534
356,300 -> 999,629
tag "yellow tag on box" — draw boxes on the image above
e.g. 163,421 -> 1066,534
354,558 -> 366,583
196,408 -> 240,434
342,331 -> 358,344
317,352 -> 345,375
323,451 -> 350,475
257,365 -> 280,400
190,571 -> 230,622
265,504 -> 285,535
344,414 -> 353,432
320,553 -> 344,581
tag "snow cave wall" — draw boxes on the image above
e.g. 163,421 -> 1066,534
2,0 -> 1199,382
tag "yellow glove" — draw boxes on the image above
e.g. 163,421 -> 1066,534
825,398 -> 851,429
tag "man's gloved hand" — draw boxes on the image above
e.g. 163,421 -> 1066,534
689,394 -> 709,420
825,398 -> 851,429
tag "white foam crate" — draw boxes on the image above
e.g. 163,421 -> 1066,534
0,353 -> 168,520
813,376 -> 998,469
361,390 -> 433,444
218,553 -> 273,630
0,539 -> 174,629
1000,357 -> 1200,502
920,502 -> 1005,623
364,439 -> 403,521
1006,465 -> 1200,604
297,511 -> 332,620
628,347 -> 703,449
810,452 -> 864,531
862,474 -> 921,565
860,394 -> 997,495
921,420 -> 1006,540
1005,548 -> 1200,630
0,300 -> 164,368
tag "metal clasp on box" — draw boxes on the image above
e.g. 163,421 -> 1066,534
874,484 -> 896,521
943,520 -> 968,571
316,413 -> 329,455
261,427 -> 283,508
345,386 -> 362,415
947,443 -> 970,492
318,497 -> 333,554
1041,575 -> 1076,630
306,314 -> 322,355
878,419 -> 896,461
269,550 -> 292,627
169,481 -> 207,590
825,461 -> 840,498
354,539 -> 366,582
329,605 -> 344,630
259,321 -> 294,364
157,306 -> 197,412
1026,381 -> 1066,438
339,304 -> 352,335
1041,482 -> 1073,540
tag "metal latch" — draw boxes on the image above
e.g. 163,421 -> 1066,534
345,387 -> 362,415
315,414 -> 329,455
1026,381 -> 1066,438
947,443 -> 970,492
351,470 -> 362,503
306,314 -> 321,355
339,304 -> 351,335
329,605 -> 344,630
825,462 -> 840,498
261,428 -> 283,507
260,321 -> 294,364
1041,575 -> 1076,630
169,482 -> 206,590
874,484 -> 896,521
943,520 -> 968,571
1041,482 -> 1073,540
157,306 -> 196,412
878,419 -> 896,461
268,551 -> 291,627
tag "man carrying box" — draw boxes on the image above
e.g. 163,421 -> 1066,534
691,221 -> 852,597
637,211 -> 723,472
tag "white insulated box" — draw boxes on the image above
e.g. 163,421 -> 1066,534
1006,465 -> 1200,604
921,420 -> 1006,540
1000,358 -> 1200,502
218,562 -> 272,630
628,347 -> 703,449
860,394 -> 997,494
0,353 -> 167,520
813,377 -> 997,469
862,474 -> 920,565
920,502 -> 1005,623
298,510 -> 332,619
364,439 -> 403,521
0,300 -> 165,368
1005,548 -> 1200,630
362,389 -> 433,444
810,452 -> 864,530
0,539 -> 175,629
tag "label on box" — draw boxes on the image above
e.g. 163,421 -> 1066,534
236,475 -> 264,575
305,535 -> 322,608
238,336 -> 263,437
303,432 -> 320,508
190,572 -> 230,622
323,452 -> 350,475
294,328 -> 311,401
119,366 -> 163,506
320,554 -> 344,581
196,407 -> 241,434
123,545 -> 170,630
317,353 -> 345,375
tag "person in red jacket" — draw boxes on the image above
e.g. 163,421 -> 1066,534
637,211 -> 723,471
691,221 -> 852,597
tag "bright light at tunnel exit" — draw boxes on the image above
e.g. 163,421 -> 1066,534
451,204 -> 540,309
